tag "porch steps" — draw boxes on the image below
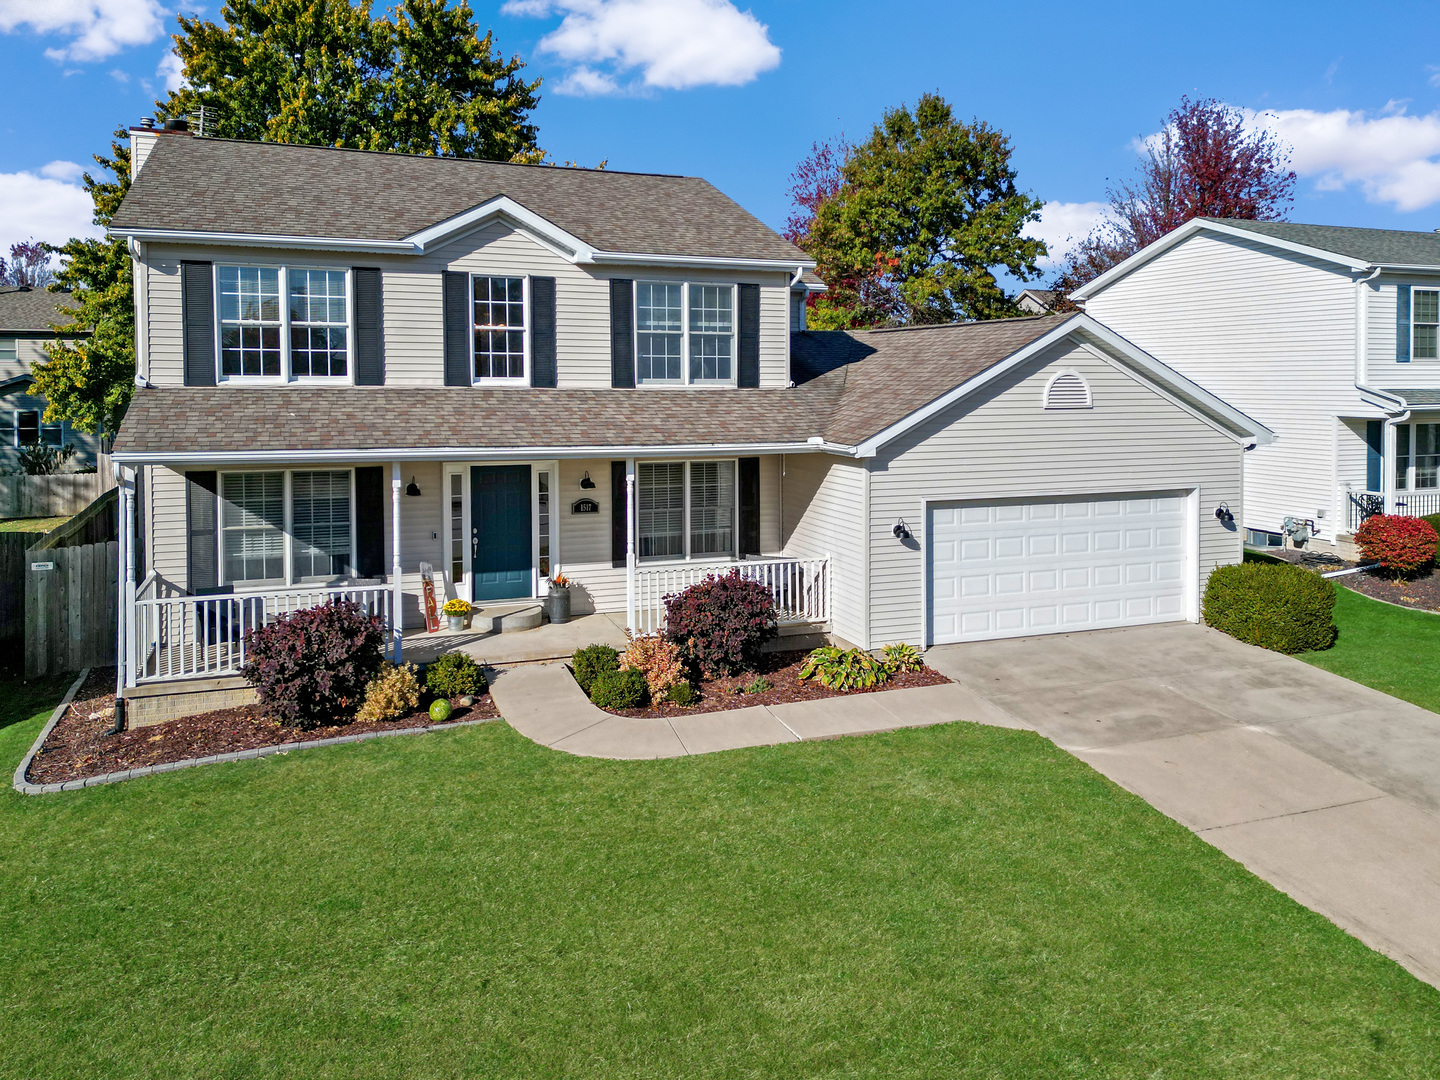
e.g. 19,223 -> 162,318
474,604 -> 544,634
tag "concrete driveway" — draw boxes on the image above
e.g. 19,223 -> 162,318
925,622 -> 1440,990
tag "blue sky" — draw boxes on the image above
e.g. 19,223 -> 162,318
5,0 -> 1440,281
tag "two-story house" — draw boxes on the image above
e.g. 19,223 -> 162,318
1075,217 -> 1440,551
0,286 -> 99,473
106,124 -> 1268,724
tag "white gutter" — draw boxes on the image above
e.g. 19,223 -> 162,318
112,440 -> 841,466
584,251 -> 815,273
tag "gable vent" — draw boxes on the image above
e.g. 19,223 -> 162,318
1043,371 -> 1091,410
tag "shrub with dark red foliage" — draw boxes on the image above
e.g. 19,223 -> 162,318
663,570 -> 778,677
1354,514 -> 1439,576
240,599 -> 386,729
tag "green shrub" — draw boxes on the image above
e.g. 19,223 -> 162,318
799,646 -> 890,691
880,643 -> 924,674
589,668 -> 649,710
572,644 -> 620,694
743,675 -> 773,695
665,681 -> 697,706
1422,514 -> 1440,550
424,651 -> 486,699
1202,561 -> 1337,654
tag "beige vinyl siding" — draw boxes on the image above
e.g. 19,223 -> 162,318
866,340 -> 1244,647
0,336 -> 50,381
147,465 -> 189,588
780,452 -> 866,646
1084,230 -> 1357,540
141,228 -> 793,389
1365,275 -> 1440,388
556,457 -> 623,614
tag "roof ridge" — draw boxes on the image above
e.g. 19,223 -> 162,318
1210,217 -> 1440,240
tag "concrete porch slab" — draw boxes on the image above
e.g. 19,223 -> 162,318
403,611 -> 629,666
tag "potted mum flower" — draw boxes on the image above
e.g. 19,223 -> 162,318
442,598 -> 473,632
546,572 -> 572,625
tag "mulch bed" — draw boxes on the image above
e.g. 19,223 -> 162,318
26,666 -> 498,785
601,650 -> 950,719
1260,546 -> 1440,612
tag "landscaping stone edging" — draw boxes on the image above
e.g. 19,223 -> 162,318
12,678 -> 501,796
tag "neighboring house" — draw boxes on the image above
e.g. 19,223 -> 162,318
106,125 -> 1267,719
1017,288 -> 1057,314
0,286 -> 98,473
1076,217 -> 1440,550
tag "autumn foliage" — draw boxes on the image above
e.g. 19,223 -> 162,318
1354,514 -> 1439,575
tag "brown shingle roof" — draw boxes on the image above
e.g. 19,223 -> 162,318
111,137 -> 807,263
0,287 -> 80,333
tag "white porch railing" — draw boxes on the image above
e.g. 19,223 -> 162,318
632,556 -> 830,635
131,583 -> 394,684
1346,490 -> 1440,532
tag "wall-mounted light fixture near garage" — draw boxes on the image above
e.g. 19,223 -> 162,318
405,477 -> 422,497
1214,502 -> 1234,525
893,519 -> 912,541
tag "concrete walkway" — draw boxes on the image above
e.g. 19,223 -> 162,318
924,622 -> 1440,990
488,662 -> 1021,759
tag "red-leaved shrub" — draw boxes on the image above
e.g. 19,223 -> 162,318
1354,514 -> 1439,575
663,570 -> 778,677
240,599 -> 386,729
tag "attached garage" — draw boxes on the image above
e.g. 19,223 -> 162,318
925,492 -> 1194,645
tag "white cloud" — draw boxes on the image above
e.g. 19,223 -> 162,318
1027,201 -> 1111,266
504,0 -> 781,94
0,168 -> 103,259
157,48 -> 184,91
40,160 -> 86,182
0,0 -> 168,63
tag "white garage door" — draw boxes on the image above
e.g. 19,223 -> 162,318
927,493 -> 1190,644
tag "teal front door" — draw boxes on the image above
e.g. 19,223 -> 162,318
471,464 -> 532,601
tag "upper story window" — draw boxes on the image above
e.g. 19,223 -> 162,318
0,338 -> 16,365
217,265 -> 349,382
472,275 -> 527,382
635,281 -> 734,385
1415,290 -> 1439,360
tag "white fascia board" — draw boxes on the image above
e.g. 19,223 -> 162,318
403,196 -> 595,261
107,226 -> 417,254
1070,219 -> 1369,300
112,441 -> 830,466
1366,263 -> 1440,273
587,251 -> 816,273
1359,385 -> 1412,411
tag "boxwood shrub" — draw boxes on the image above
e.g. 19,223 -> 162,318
1202,562 -> 1337,654
424,651 -> 486,699
589,668 -> 649,710
572,644 -> 620,694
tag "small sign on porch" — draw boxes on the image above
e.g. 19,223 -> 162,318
571,498 -> 600,515
30,561 -> 54,572
419,562 -> 441,634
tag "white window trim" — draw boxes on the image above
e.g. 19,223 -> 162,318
1395,421 -> 1440,492
214,263 -> 355,386
1414,288 -> 1440,363
635,457 -> 740,563
12,408 -> 62,448
443,463 -> 472,603
216,467 -> 358,589
469,273 -> 530,386
444,460 -> 557,601
634,281 -> 737,388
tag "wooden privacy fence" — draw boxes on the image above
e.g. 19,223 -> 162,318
0,531 -> 46,665
24,540 -> 119,679
0,472 -> 112,520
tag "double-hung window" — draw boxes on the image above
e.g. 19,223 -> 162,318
0,338 -> 16,367
219,469 -> 354,586
636,460 -> 736,561
635,282 -> 734,385
472,275 -> 527,381
1396,423 -> 1440,491
217,265 -> 350,382
1415,290 -> 1440,361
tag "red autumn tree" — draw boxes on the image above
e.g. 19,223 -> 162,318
1049,97 -> 1296,307
0,239 -> 54,289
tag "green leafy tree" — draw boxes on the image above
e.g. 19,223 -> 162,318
32,130 -> 134,437
796,94 -> 1045,327
160,0 -> 542,162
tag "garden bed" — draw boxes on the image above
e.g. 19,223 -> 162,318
1253,547 -> 1440,613
594,650 -> 949,719
26,667 -> 499,785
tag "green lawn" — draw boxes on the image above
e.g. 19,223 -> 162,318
0,515 -> 69,533
1,677 -> 1438,1078
1302,584 -> 1440,712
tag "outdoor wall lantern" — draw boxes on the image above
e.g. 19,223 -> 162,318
405,477 -> 422,497
1214,502 -> 1234,525
893,519 -> 912,541
579,471 -> 596,489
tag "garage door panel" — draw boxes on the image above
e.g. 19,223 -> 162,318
929,493 -> 1191,644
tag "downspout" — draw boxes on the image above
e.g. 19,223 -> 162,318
1352,265 -> 1409,517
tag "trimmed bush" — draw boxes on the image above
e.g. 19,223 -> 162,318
665,681 -> 697,707
799,646 -> 890,691
572,644 -> 620,694
1202,562 -> 1337,654
425,651 -> 486,699
1423,512 -> 1440,541
240,599 -> 386,729
1355,514 -> 1438,575
663,570 -> 778,677
589,668 -> 649,710
880,643 -> 924,674
620,632 -> 686,698
356,662 -> 421,723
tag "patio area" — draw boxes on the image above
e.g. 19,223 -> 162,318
402,609 -> 630,666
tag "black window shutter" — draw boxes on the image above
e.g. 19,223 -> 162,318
737,283 -> 760,388
353,267 -> 384,385
181,261 -> 216,386
530,275 -> 557,387
185,470 -> 219,593
610,279 -> 634,388
738,456 -> 761,557
443,271 -> 470,386
611,459 -> 628,567
354,466 -> 385,576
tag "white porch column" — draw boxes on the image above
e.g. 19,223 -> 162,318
391,461 -> 403,662
625,458 -> 636,631
118,465 -> 137,695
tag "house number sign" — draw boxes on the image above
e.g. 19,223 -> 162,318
30,562 -> 54,571
571,498 -> 600,515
